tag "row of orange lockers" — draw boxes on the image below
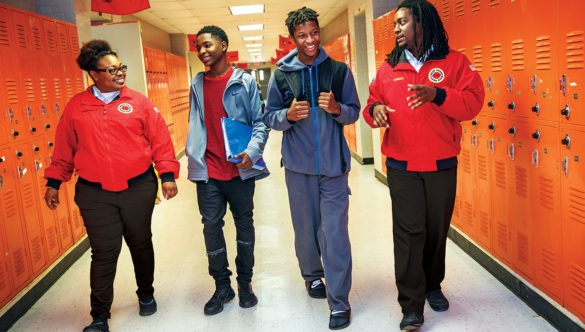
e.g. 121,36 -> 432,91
372,0 -> 585,323
0,4 -> 87,308
0,5 -> 84,148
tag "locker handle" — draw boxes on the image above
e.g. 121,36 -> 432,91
561,134 -> 571,148
472,134 -> 478,148
17,165 -> 26,179
532,149 -> 539,168
508,143 -> 515,160
26,106 -> 33,120
561,156 -> 569,177
7,107 -> 14,123
489,138 -> 495,154
531,103 -> 540,115
34,160 -> 42,172
531,130 -> 540,141
560,75 -> 567,96
531,75 -> 537,95
0,175 -> 3,189
560,105 -> 570,119
41,104 -> 47,117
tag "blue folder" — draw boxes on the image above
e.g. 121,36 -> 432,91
221,117 -> 266,170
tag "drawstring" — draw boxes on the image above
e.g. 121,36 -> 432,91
301,69 -> 305,99
315,64 -> 320,94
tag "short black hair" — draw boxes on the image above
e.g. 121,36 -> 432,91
197,25 -> 229,46
77,39 -> 118,72
285,7 -> 319,36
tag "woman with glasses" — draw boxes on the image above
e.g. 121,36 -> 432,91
43,39 -> 180,332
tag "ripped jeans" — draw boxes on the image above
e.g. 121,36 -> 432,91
196,177 -> 256,289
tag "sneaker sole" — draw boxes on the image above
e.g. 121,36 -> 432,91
139,309 -> 157,316
204,291 -> 236,315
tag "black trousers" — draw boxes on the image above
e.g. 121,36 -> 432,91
74,171 -> 158,319
386,166 -> 457,313
196,177 -> 256,289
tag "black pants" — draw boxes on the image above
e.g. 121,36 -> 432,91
74,172 -> 158,319
386,167 -> 457,313
196,177 -> 256,289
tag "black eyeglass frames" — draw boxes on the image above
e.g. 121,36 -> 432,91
94,64 -> 128,75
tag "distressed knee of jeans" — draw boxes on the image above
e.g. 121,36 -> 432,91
237,239 -> 254,248
206,247 -> 226,257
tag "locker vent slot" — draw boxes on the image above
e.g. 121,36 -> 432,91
440,0 -> 451,21
540,248 -> 558,282
491,43 -> 502,72
65,78 -> 73,100
15,23 -> 26,48
565,31 -> 584,69
496,222 -> 509,251
514,166 -> 527,198
5,79 -> 18,104
489,0 -> 501,7
0,17 -> 8,46
478,154 -> 488,181
46,29 -> 57,52
2,190 -> 18,217
24,79 -> 35,103
536,35 -> 552,70
40,78 -> 48,101
59,30 -> 68,54
471,0 -> 481,13
511,39 -> 525,71
455,0 -> 464,17
495,160 -> 506,189
479,211 -> 490,238
59,217 -> 71,239
75,77 -> 84,93
0,265 -> 7,292
462,149 -> 472,174
463,202 -> 473,228
568,186 -> 585,223
458,47 -> 466,56
517,232 -> 530,265
47,226 -> 57,251
31,236 -> 43,263
568,264 -> 585,304
22,182 -> 36,208
473,45 -> 483,72
13,248 -> 26,278
31,25 -> 42,51
538,176 -> 554,210
453,197 -> 460,218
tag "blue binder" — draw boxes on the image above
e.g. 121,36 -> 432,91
221,117 -> 266,170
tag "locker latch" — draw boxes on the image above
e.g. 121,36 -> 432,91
34,160 -> 42,172
508,143 -> 515,160
41,104 -> 47,118
531,75 -> 537,95
472,134 -> 478,148
489,138 -> 495,154
7,107 -> 14,123
17,165 -> 27,179
26,106 -> 33,120
561,156 -> 569,177
506,75 -> 514,93
487,75 -> 493,92
532,149 -> 539,168
560,74 -> 567,96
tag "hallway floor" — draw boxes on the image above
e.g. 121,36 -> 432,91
9,131 -> 558,331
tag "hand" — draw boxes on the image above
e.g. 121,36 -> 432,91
44,187 -> 60,210
161,182 -> 178,200
373,104 -> 394,128
235,152 -> 253,169
287,98 -> 310,121
407,84 -> 436,109
318,91 -> 341,115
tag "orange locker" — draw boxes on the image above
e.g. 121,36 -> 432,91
473,115 -> 492,250
14,144 -> 48,276
560,126 -> 585,322
457,120 -> 477,237
0,216 -> 13,307
0,147 -> 32,292
66,172 -> 85,241
531,123 -> 562,302
488,116 -> 513,265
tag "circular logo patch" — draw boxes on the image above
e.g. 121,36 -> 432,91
428,68 -> 445,83
118,103 -> 133,114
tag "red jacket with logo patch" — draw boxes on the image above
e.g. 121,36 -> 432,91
45,86 -> 179,191
363,50 -> 484,171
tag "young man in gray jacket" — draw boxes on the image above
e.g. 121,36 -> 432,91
186,25 -> 268,316
263,7 -> 360,330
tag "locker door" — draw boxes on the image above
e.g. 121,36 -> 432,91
559,0 -> 585,127
457,120 -> 477,237
0,215 -> 13,307
28,139 -> 60,262
474,114 -> 492,250
66,173 -> 85,241
489,116 -> 513,264
0,147 -> 32,291
507,121 -> 533,280
531,123 -> 562,302
14,144 -> 48,275
66,24 -> 84,96
44,136 -> 73,251
40,18 -> 60,135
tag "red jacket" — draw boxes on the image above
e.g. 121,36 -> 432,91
45,86 -> 179,191
363,50 -> 484,171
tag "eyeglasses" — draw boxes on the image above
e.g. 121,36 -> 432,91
94,64 -> 128,75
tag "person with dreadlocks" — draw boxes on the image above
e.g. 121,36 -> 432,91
263,6 -> 360,330
186,25 -> 269,316
363,0 -> 484,330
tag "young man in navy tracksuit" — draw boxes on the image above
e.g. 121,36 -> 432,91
263,7 -> 360,330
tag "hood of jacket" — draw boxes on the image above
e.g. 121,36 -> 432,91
276,46 -> 330,72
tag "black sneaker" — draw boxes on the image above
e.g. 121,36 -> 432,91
426,289 -> 449,312
329,309 -> 351,330
204,286 -> 235,315
83,317 -> 109,332
305,279 -> 327,299
399,312 -> 424,330
139,296 -> 157,316
238,283 -> 258,308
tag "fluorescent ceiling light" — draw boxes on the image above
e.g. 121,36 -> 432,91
230,4 -> 264,15
238,24 -> 263,31
245,43 -> 263,48
243,36 -> 263,41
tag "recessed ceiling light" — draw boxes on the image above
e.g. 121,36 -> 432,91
243,36 -> 263,41
229,4 -> 264,15
245,43 -> 263,48
238,24 -> 263,31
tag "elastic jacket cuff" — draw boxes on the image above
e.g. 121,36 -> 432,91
432,87 -> 446,106
369,102 -> 381,117
160,172 -> 175,183
46,178 -> 62,190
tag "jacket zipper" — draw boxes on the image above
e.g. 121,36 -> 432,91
308,66 -> 321,175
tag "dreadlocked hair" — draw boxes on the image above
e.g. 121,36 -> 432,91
77,39 -> 117,72
197,25 -> 229,47
285,7 -> 319,36
387,0 -> 449,67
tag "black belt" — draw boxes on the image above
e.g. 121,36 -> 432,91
386,157 -> 457,171
78,165 -> 155,189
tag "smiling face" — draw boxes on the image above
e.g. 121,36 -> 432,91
89,54 -> 126,92
394,7 -> 423,58
290,20 -> 320,65
196,33 -> 226,68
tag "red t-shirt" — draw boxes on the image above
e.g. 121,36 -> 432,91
204,68 -> 240,180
